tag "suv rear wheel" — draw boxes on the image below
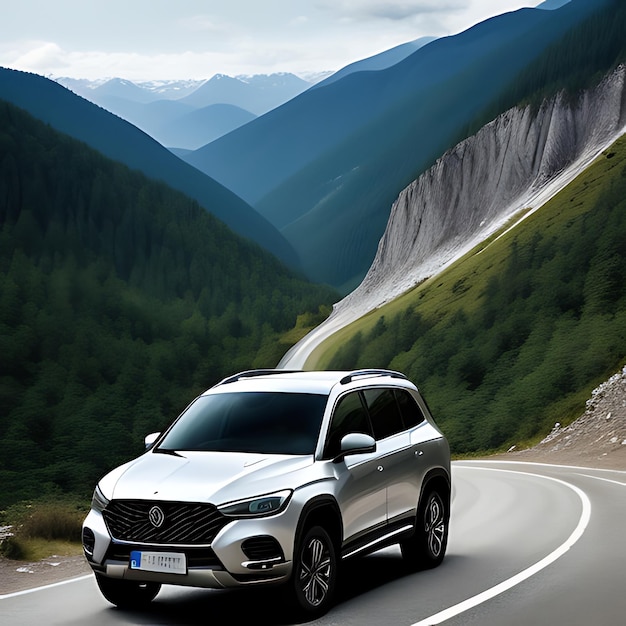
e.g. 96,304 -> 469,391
291,525 -> 338,617
401,489 -> 448,570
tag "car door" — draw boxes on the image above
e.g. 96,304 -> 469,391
324,391 -> 387,542
362,387 -> 419,524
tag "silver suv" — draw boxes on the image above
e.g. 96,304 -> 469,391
82,369 -> 451,618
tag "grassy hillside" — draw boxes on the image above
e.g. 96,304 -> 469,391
0,100 -> 337,509
314,134 -> 626,455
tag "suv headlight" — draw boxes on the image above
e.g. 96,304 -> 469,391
218,490 -> 292,518
91,485 -> 110,512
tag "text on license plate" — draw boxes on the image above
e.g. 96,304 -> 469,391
130,551 -> 186,574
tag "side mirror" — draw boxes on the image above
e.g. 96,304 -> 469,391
334,433 -> 376,462
144,432 -> 161,450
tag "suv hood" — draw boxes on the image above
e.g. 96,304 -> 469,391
99,450 -> 315,505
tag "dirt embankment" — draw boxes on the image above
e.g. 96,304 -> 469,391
0,553 -> 91,596
496,365 -> 626,470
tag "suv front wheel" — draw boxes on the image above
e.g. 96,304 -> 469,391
291,525 -> 338,617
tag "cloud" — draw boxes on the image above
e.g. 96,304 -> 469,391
0,39 -> 324,81
177,14 -> 222,33
8,41 -> 70,73
320,0 -> 465,21
0,1 -> 543,80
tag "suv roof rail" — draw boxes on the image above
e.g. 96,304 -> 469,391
339,369 -> 408,385
216,369 -> 303,386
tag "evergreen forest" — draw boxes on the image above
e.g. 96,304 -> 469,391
0,101 -> 338,509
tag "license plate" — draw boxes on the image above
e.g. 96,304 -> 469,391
130,551 -> 187,575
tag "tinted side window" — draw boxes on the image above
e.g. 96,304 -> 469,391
363,388 -> 404,440
395,389 -> 425,428
324,392 -> 372,458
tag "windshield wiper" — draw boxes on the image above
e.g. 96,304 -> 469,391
153,448 -> 184,457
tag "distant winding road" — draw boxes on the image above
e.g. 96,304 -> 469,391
2,460 -> 625,626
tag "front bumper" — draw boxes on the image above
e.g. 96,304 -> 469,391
82,505 -> 297,589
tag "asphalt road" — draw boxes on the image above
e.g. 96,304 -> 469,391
2,461 -> 625,626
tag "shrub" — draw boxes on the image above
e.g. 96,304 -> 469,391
17,502 -> 84,542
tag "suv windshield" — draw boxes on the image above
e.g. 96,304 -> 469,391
156,392 -> 327,455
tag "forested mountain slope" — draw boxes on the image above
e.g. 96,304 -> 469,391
0,101 -> 337,509
0,68 -> 298,267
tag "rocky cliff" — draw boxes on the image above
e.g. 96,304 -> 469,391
280,65 -> 626,368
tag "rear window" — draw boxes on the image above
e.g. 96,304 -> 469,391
361,388 -> 425,438
362,388 -> 404,440
395,389 -> 425,428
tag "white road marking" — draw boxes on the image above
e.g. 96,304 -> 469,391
411,465 -> 592,626
465,459 -> 626,474
577,473 -> 626,487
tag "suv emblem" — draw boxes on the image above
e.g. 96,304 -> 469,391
148,506 -> 165,528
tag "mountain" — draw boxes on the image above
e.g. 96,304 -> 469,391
331,130 -> 626,453
57,77 -> 206,102
67,92 -> 256,150
178,73 -> 312,115
79,95 -> 196,140
2,0 -> 623,506
0,67 -> 298,268
91,77 -> 157,103
153,103 -> 257,150
58,73 -> 312,113
183,0 -> 610,292
57,73 -> 313,149
537,0 -> 572,8
281,0 -> 626,367
317,36 -> 437,87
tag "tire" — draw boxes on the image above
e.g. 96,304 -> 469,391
290,525 -> 338,618
401,489 -> 448,570
95,573 -> 161,608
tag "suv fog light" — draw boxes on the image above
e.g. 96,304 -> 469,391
82,527 -> 95,557
242,536 -> 283,561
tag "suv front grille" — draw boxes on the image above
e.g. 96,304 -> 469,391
103,500 -> 229,544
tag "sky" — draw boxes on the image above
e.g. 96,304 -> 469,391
1,0 -> 547,82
